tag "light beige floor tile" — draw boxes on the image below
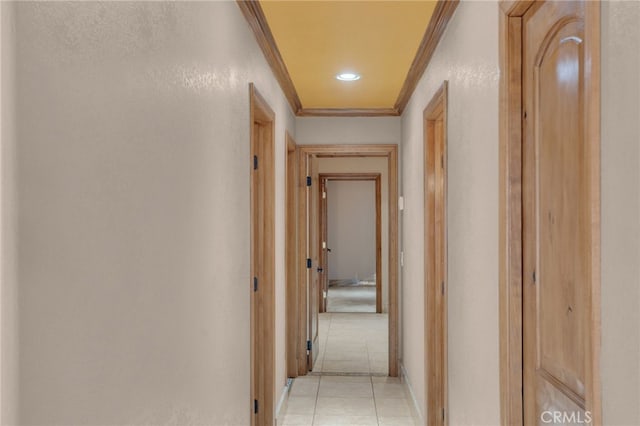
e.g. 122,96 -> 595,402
321,375 -> 372,384
373,382 -> 405,398
377,417 -> 416,426
368,353 -> 386,362
285,397 -> 317,415
315,397 -> 376,416
318,380 -> 373,398
322,359 -> 370,373
366,339 -> 388,349
291,379 -> 320,397
369,361 -> 388,375
375,398 -> 412,417
281,413 -> 315,425
295,375 -> 321,384
372,376 -> 401,384
325,341 -> 368,353
313,415 -> 378,425
324,350 -> 369,362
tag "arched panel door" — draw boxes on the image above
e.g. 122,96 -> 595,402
522,1 -> 595,424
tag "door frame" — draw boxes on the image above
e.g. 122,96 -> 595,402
249,83 -> 276,425
285,132 -> 299,378
296,144 -> 399,376
319,173 -> 382,313
424,81 -> 448,426
498,2 -> 601,425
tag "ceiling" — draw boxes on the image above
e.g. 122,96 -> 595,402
260,1 -> 437,111
239,1 -> 458,116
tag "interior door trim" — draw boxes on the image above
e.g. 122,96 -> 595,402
297,144 -> 399,377
424,80 -> 448,426
249,83 -> 276,426
285,132 -> 299,378
498,2 -> 601,425
319,173 -> 382,314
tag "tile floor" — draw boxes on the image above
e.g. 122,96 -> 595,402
327,285 -> 376,313
280,375 -> 415,425
282,288 -> 411,425
314,312 -> 388,375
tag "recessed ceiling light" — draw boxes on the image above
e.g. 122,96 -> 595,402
336,72 -> 361,81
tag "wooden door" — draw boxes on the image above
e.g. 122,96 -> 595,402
522,2 -> 594,424
285,133 -> 298,378
424,82 -> 448,426
318,178 -> 328,313
250,85 -> 275,425
307,155 -> 320,369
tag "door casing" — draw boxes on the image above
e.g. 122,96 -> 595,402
319,173 -> 382,314
498,2 -> 601,425
296,144 -> 399,376
424,81 -> 448,426
249,83 -> 276,426
285,132 -> 299,378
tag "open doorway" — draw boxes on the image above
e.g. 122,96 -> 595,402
320,174 -> 382,314
290,145 -> 398,378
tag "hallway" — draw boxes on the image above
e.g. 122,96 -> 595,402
326,285 -> 376,313
281,375 -> 414,425
1,1 -> 639,425
314,313 -> 388,375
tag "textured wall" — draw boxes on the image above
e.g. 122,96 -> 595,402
11,2 -> 294,424
318,157 -> 390,312
1,2 -> 18,424
400,2 -> 500,423
296,116 -> 400,145
326,180 -> 376,282
601,1 -> 640,424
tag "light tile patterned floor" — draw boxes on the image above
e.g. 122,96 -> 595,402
280,375 -> 415,426
314,312 -> 388,375
327,285 -> 376,313
282,290 -> 409,424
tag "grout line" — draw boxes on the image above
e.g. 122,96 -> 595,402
370,375 -> 382,426
311,374 -> 320,426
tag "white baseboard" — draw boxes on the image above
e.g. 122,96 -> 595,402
400,363 -> 424,425
274,378 -> 293,426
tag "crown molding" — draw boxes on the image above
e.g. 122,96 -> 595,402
394,0 -> 459,114
238,0 -> 459,118
237,0 -> 302,114
297,108 -> 400,117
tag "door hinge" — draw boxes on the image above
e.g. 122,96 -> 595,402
253,277 -> 258,292
441,155 -> 444,169
253,155 -> 258,170
307,340 -> 312,351
254,399 -> 258,414
441,281 -> 445,295
533,270 -> 536,283
442,408 -> 445,422
306,258 -> 312,269
306,176 -> 312,186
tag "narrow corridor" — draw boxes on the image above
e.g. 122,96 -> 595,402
315,312 -> 388,375
280,375 -> 415,425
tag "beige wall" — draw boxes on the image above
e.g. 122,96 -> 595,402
1,2 -> 18,425
296,116 -> 401,145
318,158 -> 390,312
400,1 -> 500,423
326,180 -> 376,283
601,1 -> 640,424
7,2 -> 294,424
400,1 -> 640,424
